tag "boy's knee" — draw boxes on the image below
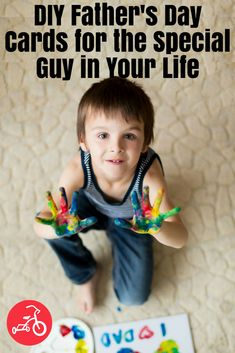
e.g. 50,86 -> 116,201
115,288 -> 150,306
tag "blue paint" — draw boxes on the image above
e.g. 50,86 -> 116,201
113,330 -> 122,344
101,329 -> 134,347
101,333 -> 111,347
117,348 -> 135,353
71,325 -> 85,339
124,329 -> 134,343
160,322 -> 166,336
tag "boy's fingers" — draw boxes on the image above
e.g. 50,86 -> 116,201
152,188 -> 164,216
69,191 -> 79,215
46,191 -> 58,217
153,215 -> 164,228
55,224 -> 68,236
131,191 -> 142,217
162,207 -> 181,220
148,226 -> 161,236
59,187 -> 68,213
142,186 -> 151,214
35,216 -> 54,226
114,218 -> 132,229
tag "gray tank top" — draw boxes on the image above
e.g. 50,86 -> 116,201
80,148 -> 163,218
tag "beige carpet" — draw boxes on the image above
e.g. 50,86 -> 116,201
1,1 -> 235,352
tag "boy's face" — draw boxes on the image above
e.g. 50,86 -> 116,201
80,111 -> 147,181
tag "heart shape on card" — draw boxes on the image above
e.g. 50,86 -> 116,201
138,325 -> 154,339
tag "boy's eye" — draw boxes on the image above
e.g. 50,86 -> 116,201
124,133 -> 136,140
98,133 -> 108,139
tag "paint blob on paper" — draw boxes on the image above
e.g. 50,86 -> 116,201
155,339 -> 180,353
117,348 -> 139,353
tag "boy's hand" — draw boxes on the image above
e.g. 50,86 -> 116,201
35,187 -> 97,236
114,186 -> 181,236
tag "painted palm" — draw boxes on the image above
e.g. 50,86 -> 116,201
114,187 -> 181,236
35,187 -> 97,236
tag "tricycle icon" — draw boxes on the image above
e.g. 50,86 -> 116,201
12,304 -> 47,336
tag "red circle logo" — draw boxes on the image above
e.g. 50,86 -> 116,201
7,300 -> 52,346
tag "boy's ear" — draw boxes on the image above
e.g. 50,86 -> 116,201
79,135 -> 89,152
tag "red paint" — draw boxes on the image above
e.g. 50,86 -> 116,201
60,324 -> 71,336
138,325 -> 154,339
60,200 -> 68,213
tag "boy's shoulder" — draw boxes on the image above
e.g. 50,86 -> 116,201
59,152 -> 84,191
143,156 -> 166,201
143,158 -> 167,204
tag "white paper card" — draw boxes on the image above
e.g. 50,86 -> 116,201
93,313 -> 195,353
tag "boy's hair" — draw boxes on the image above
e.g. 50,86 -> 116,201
77,77 -> 154,146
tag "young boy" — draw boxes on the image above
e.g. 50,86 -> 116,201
34,77 -> 188,314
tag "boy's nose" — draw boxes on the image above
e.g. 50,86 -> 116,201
109,139 -> 124,153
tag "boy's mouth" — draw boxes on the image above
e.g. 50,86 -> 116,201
106,159 -> 124,165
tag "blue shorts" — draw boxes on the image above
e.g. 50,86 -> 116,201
46,189 -> 153,306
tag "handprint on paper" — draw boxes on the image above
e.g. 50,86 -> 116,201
114,186 -> 181,236
35,187 -> 97,236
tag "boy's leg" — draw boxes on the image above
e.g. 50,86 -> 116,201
45,190 -> 107,313
46,233 -> 99,314
107,220 -> 153,306
46,234 -> 97,285
46,189 -> 107,284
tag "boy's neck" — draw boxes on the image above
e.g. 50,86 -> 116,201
92,161 -> 137,201
94,162 -> 135,185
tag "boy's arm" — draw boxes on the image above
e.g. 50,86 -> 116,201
143,159 -> 188,249
33,154 -> 84,239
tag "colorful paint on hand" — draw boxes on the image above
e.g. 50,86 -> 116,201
35,187 -> 97,236
114,186 -> 181,236
155,339 -> 180,353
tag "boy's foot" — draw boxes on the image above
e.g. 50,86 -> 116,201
75,267 -> 100,314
